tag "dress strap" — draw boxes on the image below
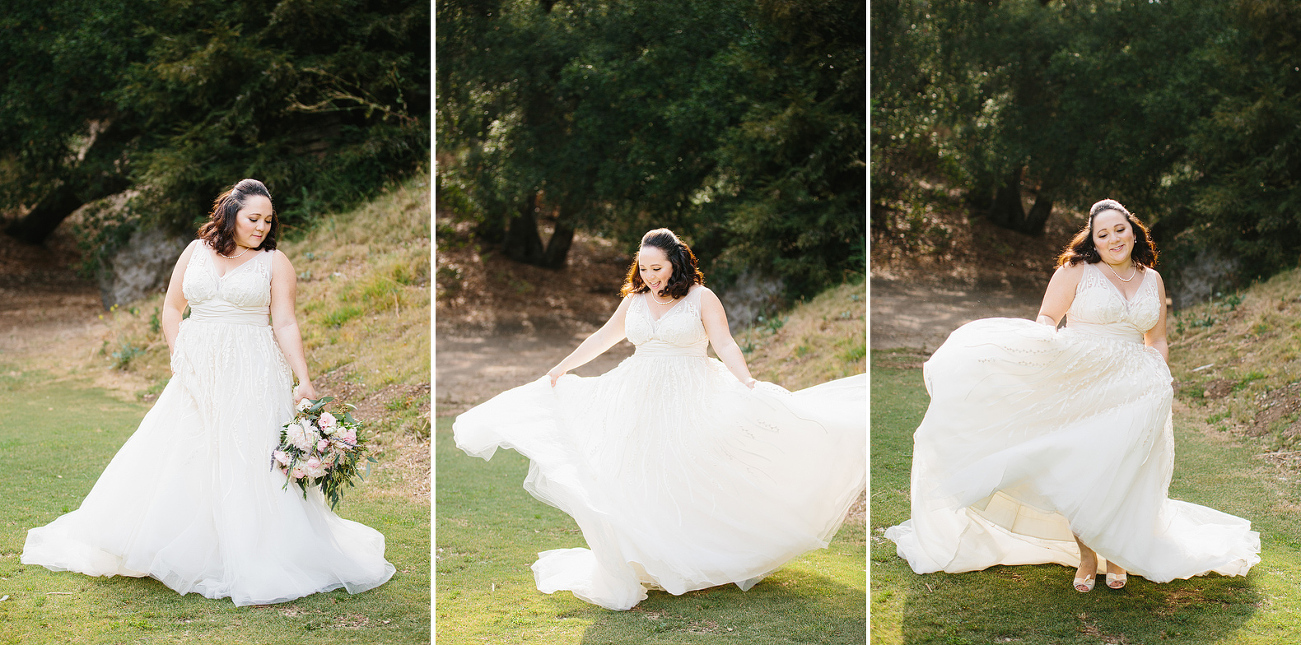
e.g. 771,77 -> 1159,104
261,249 -> 275,279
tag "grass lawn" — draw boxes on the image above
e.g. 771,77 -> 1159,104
870,349 -> 1301,644
435,416 -> 867,644
0,368 -> 430,645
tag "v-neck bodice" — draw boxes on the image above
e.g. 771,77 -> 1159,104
624,286 -> 709,357
181,241 -> 274,325
1065,262 -> 1161,343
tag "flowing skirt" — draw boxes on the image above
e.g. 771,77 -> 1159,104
22,319 -> 395,606
884,318 -> 1260,580
454,353 -> 866,610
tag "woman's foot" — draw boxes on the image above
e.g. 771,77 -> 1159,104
1106,562 -> 1127,589
1074,553 -> 1097,593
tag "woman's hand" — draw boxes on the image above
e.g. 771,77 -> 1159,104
744,378 -> 757,389
548,367 -> 567,387
294,382 -> 318,403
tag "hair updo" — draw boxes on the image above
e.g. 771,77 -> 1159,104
197,178 -> 279,256
1056,199 -> 1157,268
619,228 -> 706,298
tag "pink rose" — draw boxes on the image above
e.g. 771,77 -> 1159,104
273,450 -> 290,466
306,456 -> 327,478
291,466 -> 307,480
316,438 -> 329,452
341,428 -> 357,445
318,412 -> 337,434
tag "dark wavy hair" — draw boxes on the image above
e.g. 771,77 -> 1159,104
619,228 -> 705,298
1056,199 -> 1157,268
196,179 -> 279,256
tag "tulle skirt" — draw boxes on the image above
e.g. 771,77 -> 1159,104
454,353 -> 866,610
22,319 -> 395,606
884,318 -> 1260,580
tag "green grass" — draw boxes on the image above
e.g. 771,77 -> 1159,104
870,349 -> 1301,644
435,417 -> 866,644
0,367 -> 430,644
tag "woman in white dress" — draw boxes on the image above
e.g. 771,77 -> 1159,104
884,199 -> 1260,592
22,179 -> 395,606
453,228 -> 866,610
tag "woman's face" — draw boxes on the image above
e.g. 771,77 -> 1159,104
234,195 -> 274,250
1091,209 -> 1135,265
638,245 -> 673,295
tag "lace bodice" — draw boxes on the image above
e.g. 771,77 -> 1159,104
182,241 -> 273,325
624,286 -> 709,357
1066,263 -> 1161,342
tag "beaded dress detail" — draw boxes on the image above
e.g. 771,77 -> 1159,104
454,285 -> 866,610
885,263 -> 1260,580
23,241 -> 395,606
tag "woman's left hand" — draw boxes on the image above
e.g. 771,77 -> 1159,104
744,378 -> 757,389
294,382 -> 318,403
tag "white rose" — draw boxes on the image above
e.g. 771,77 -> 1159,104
296,398 -> 313,412
289,419 -> 318,451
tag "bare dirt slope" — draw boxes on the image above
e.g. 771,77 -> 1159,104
871,192 -> 1084,350
435,224 -> 635,416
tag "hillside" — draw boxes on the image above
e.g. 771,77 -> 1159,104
1167,268 -> 1301,463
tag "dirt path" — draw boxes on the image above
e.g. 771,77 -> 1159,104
435,331 -> 633,416
870,276 -> 1044,352
0,230 -> 106,359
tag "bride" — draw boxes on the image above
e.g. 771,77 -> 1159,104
22,179 -> 395,606
453,228 -> 866,611
885,199 -> 1260,592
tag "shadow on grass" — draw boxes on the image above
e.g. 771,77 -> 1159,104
571,570 -> 865,645
897,563 -> 1258,644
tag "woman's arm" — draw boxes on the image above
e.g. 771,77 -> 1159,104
1037,264 -> 1084,327
699,287 -> 756,388
162,241 -> 197,355
269,250 -> 316,402
547,296 -> 633,386
1144,270 -> 1170,363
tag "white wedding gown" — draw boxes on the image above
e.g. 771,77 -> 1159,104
885,263 -> 1260,580
454,285 -> 866,610
22,242 -> 395,606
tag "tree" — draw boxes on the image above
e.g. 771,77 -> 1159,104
1173,0 -> 1301,280
0,2 -> 147,243
876,0 -> 1223,236
439,0 -> 865,299
1,0 -> 429,249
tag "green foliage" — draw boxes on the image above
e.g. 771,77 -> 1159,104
0,0 -> 429,259
121,0 -> 430,231
438,0 -> 863,300
876,0 -> 1301,291
110,342 -> 146,371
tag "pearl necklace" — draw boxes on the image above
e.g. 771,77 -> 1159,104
1104,261 -> 1137,282
219,245 -> 252,260
651,292 -> 676,306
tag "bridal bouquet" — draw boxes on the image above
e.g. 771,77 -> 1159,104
272,396 -> 377,509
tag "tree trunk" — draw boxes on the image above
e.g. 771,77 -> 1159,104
5,183 -> 84,245
987,167 -> 1025,231
502,191 -> 545,264
1023,193 -> 1054,235
542,217 -> 574,268
986,167 -> 1052,236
